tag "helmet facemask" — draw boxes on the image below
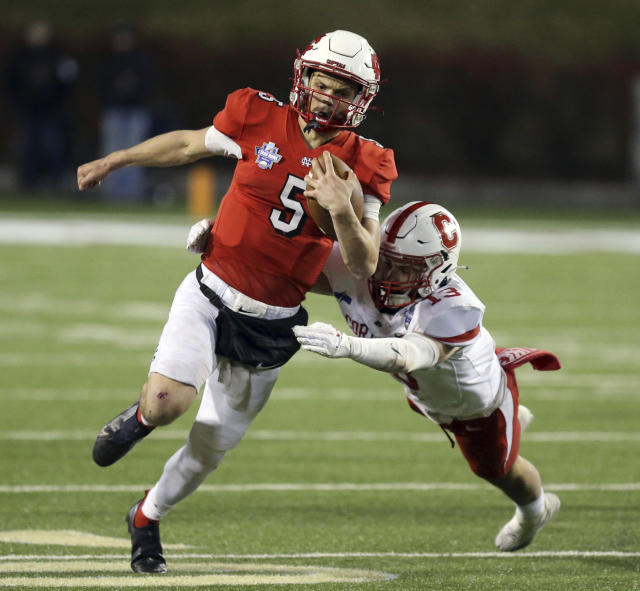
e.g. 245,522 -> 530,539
368,201 -> 462,312
369,249 -> 451,311
290,31 -> 380,130
292,62 -> 370,129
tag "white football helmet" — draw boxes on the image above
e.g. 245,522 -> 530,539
290,30 -> 380,129
368,201 -> 462,311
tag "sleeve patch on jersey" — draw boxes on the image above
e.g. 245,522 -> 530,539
333,291 -> 352,305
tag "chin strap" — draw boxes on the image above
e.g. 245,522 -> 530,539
303,117 -> 324,134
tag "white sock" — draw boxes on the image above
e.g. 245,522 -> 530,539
141,485 -> 168,521
516,489 -> 545,521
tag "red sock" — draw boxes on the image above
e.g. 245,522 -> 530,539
134,494 -> 158,528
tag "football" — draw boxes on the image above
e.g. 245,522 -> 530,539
306,153 -> 364,241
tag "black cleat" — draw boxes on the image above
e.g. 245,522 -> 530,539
126,497 -> 167,574
92,402 -> 153,467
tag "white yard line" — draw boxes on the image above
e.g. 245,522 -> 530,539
1,218 -> 640,253
0,482 -> 638,493
0,550 -> 638,560
0,429 -> 639,443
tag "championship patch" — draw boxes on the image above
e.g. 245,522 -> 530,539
255,141 -> 283,170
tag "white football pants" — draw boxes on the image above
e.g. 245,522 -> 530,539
143,270 -> 282,520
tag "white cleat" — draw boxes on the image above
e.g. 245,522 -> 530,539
495,492 -> 561,552
518,405 -> 535,432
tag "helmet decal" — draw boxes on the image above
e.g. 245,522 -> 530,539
386,201 -> 432,244
432,212 -> 459,249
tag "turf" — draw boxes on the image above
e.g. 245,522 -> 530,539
0,226 -> 639,590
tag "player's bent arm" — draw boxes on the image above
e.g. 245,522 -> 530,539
293,323 -> 447,373
78,128 -> 220,190
303,153 -> 380,279
112,128 -> 213,167
333,202 -> 380,280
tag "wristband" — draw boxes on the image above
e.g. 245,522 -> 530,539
362,195 -> 382,220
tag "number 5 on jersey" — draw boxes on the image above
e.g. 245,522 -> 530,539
269,175 -> 307,237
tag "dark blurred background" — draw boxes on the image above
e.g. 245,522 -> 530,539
2,0 -> 640,210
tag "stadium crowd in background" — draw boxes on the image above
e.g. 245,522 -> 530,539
4,20 -> 78,192
98,21 -> 159,202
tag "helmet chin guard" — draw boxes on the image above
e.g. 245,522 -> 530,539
290,30 -> 380,129
368,202 -> 463,311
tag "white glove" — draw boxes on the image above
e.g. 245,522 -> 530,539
186,218 -> 212,253
293,322 -> 352,358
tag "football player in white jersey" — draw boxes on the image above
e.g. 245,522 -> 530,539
294,201 -> 561,552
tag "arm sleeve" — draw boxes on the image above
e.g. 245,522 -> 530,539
347,332 -> 442,373
204,126 -> 243,159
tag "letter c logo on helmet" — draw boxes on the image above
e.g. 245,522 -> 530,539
432,212 -> 459,249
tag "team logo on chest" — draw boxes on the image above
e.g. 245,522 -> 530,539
255,141 -> 283,170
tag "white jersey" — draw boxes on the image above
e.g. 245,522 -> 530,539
322,245 -> 505,423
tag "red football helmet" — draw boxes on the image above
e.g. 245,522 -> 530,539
369,202 -> 462,311
290,30 -> 380,129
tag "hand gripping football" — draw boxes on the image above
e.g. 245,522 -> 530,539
306,153 -> 364,241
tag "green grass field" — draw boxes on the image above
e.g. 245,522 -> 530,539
0,211 -> 639,590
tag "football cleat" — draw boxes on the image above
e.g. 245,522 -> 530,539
92,402 -> 153,467
126,496 -> 167,574
495,492 -> 561,552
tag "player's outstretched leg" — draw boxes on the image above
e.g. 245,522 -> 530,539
495,492 -> 561,551
92,402 -> 154,467
126,494 -> 167,574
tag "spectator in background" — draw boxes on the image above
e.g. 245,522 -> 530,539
99,21 -> 157,202
5,20 -> 78,192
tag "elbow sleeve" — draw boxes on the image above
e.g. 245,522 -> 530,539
204,126 -> 242,159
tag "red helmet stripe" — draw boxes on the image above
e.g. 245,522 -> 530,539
386,201 -> 433,244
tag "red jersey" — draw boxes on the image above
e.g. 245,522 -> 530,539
201,87 -> 397,307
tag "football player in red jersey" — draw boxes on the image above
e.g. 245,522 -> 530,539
77,30 -> 397,573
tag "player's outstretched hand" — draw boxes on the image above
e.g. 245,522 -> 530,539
77,157 -> 112,190
186,218 -> 212,253
293,322 -> 351,358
